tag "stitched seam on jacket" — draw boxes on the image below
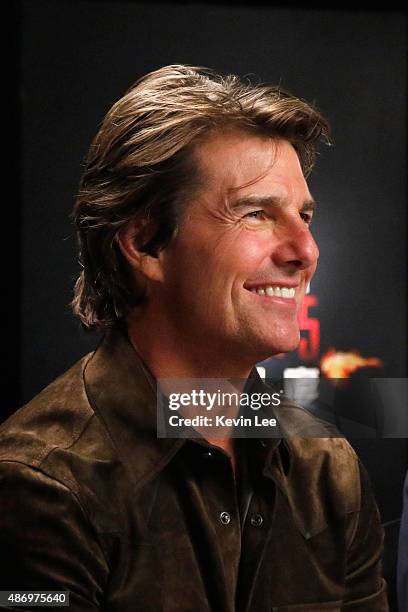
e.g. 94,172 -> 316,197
36,418 -> 126,542
81,352 -> 134,478
35,412 -> 96,471
344,447 -> 361,552
82,351 -> 185,492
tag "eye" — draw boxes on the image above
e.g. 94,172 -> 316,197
244,210 -> 266,220
300,212 -> 313,225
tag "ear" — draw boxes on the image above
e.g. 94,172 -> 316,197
116,219 -> 165,283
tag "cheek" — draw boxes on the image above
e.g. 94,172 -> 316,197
229,230 -> 273,275
164,225 -> 272,291
240,233 -> 271,258
207,232 -> 271,290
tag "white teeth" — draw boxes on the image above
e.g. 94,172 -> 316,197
250,286 -> 296,298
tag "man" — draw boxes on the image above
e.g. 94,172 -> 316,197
0,65 -> 388,610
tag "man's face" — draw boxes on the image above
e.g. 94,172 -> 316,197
157,131 -> 319,364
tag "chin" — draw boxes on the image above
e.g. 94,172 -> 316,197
255,331 -> 300,361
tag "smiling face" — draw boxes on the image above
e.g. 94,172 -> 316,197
154,131 -> 319,366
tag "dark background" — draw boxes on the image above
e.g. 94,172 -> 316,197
10,1 -> 408,609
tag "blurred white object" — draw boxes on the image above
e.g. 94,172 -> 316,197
283,367 -> 320,405
284,367 -> 319,378
256,366 -> 266,379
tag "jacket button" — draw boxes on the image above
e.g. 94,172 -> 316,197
219,511 -> 231,525
203,450 -> 213,458
250,513 -> 263,527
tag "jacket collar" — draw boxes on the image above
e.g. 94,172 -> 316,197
83,329 -> 185,492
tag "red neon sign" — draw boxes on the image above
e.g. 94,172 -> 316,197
298,295 -> 320,361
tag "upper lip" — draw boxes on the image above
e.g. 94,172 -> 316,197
243,281 -> 300,289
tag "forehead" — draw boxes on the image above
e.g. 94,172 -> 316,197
192,131 -> 310,202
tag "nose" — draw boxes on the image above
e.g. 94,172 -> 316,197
271,219 -> 319,270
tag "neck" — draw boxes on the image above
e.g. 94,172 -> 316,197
126,311 -> 255,380
126,310 -> 255,464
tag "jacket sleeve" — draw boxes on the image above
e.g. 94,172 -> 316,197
0,460 -> 110,611
342,460 -> 389,611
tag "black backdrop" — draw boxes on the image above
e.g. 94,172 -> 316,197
11,1 -> 408,609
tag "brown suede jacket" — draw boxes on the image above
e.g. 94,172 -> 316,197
0,331 -> 388,611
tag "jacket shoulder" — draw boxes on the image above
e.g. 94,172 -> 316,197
0,354 -> 95,467
0,353 -> 127,532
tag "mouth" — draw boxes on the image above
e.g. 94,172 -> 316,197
243,282 -> 299,299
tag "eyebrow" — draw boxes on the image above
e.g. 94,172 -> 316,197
231,195 -> 317,212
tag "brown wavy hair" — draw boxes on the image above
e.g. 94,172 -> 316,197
71,64 -> 330,330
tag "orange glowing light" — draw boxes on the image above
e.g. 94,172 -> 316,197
320,348 -> 383,379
